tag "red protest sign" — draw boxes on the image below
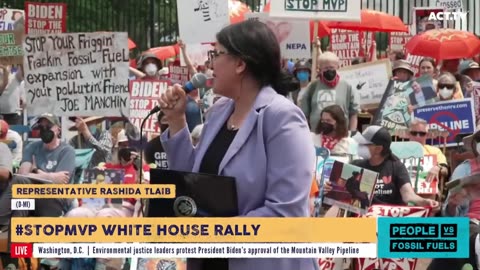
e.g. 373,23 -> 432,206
25,2 -> 67,34
330,29 -> 361,67
129,80 -> 171,136
168,61 -> 190,85
389,31 -> 412,53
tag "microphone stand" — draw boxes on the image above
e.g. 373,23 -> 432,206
138,108 -> 159,216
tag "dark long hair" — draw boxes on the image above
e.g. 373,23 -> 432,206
315,105 -> 348,139
216,20 -> 299,96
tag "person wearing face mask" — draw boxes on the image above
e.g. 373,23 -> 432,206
301,52 -> 360,133
68,117 -> 112,168
138,53 -> 163,80
442,130 -> 480,217
0,113 -> 76,228
288,60 -> 311,106
351,125 -> 440,210
144,112 -> 169,169
437,72 -> 463,101
311,105 -> 353,156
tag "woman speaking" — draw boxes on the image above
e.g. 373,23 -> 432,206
158,20 -> 317,270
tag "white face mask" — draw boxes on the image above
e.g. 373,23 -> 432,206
357,145 -> 372,159
144,63 -> 158,76
439,87 -> 454,99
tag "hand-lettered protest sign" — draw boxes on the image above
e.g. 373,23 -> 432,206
25,2 -> 67,34
129,79 -> 170,137
338,59 -> 392,108
373,80 -> 412,131
168,61 -> 190,85
413,99 -> 476,146
245,13 -> 310,59
330,29 -> 362,67
179,43 -> 212,67
268,0 -> 361,21
177,0 -> 229,44
24,32 -> 130,116
0,8 -> 24,31
389,30 -> 412,53
0,31 -> 23,65
403,155 -> 439,195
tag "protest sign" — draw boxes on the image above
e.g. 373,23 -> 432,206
323,161 -> 378,215
373,80 -> 412,131
357,205 -> 431,270
245,13 -> 310,59
338,59 -> 392,108
268,0 -> 360,21
407,75 -> 437,108
168,61 -> 190,85
472,81 -> 480,127
412,7 -> 445,35
413,99 -> 476,146
25,2 -> 67,34
330,29 -> 361,67
405,53 -> 423,77
24,32 -> 130,116
129,79 -> 170,136
0,31 -> 23,65
435,0 -> 463,9
177,0 -> 229,44
402,155 -> 439,195
179,43 -> 212,67
389,31 -> 412,52
0,8 -> 24,31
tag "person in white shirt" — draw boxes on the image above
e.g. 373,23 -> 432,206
0,119 -> 22,164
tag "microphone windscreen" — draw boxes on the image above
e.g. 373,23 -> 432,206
191,73 -> 208,89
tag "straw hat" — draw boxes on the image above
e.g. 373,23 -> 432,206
69,116 -> 105,131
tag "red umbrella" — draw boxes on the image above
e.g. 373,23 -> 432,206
405,28 -> 480,60
128,38 -> 136,50
325,9 -> 408,32
145,44 -> 180,60
263,1 -> 330,40
229,0 -> 251,24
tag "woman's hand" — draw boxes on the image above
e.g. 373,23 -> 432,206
158,84 -> 188,135
323,181 -> 333,194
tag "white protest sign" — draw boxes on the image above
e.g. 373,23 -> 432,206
434,0 -> 463,9
180,43 -> 212,67
177,0 -> 230,44
24,32 -> 130,116
338,59 -> 392,107
268,0 -> 360,21
0,8 -> 24,31
245,13 -> 310,59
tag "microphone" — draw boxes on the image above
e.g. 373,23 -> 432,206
149,73 -> 209,115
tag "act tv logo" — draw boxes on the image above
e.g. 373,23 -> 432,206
428,11 -> 468,21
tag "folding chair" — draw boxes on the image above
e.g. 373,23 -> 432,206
390,141 -> 424,193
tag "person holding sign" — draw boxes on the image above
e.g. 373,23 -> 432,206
301,52 -> 360,132
158,20 -> 316,270
351,125 -> 440,210
437,72 -> 464,101
392,60 -> 414,82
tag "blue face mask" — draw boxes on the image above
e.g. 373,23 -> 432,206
296,71 -> 310,82
89,125 -> 97,135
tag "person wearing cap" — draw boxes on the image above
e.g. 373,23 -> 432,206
460,60 -> 480,82
69,117 -> 112,168
0,113 -> 76,226
392,59 -> 414,82
442,130 -> 480,217
301,52 -> 360,132
351,125 -> 440,209
137,53 -> 163,80
0,119 -> 22,164
288,59 -> 311,106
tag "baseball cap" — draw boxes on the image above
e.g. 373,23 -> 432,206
459,60 -> 480,75
352,125 -> 392,149
33,113 -> 61,128
0,120 -> 8,139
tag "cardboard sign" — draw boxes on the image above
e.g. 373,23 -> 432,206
0,8 -> 24,31
25,2 -> 67,34
402,155 -> 439,195
338,59 -> 392,108
389,31 -> 412,52
373,80 -> 412,131
177,0 -> 229,44
268,0 -> 361,21
330,29 -> 361,67
245,12 -> 311,59
413,99 -> 476,146
24,32 -> 130,116
0,31 -> 23,65
129,80 -> 170,136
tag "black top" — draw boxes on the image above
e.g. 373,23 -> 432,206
351,159 -> 411,205
198,121 -> 238,270
144,137 -> 169,169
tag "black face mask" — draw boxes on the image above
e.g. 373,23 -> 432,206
319,122 -> 334,135
323,70 -> 337,81
39,126 -> 55,144
118,147 -> 134,162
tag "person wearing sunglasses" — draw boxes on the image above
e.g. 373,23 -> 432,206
437,72 -> 463,101
408,119 -> 449,187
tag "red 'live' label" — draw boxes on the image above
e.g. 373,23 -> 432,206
11,243 -> 33,258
